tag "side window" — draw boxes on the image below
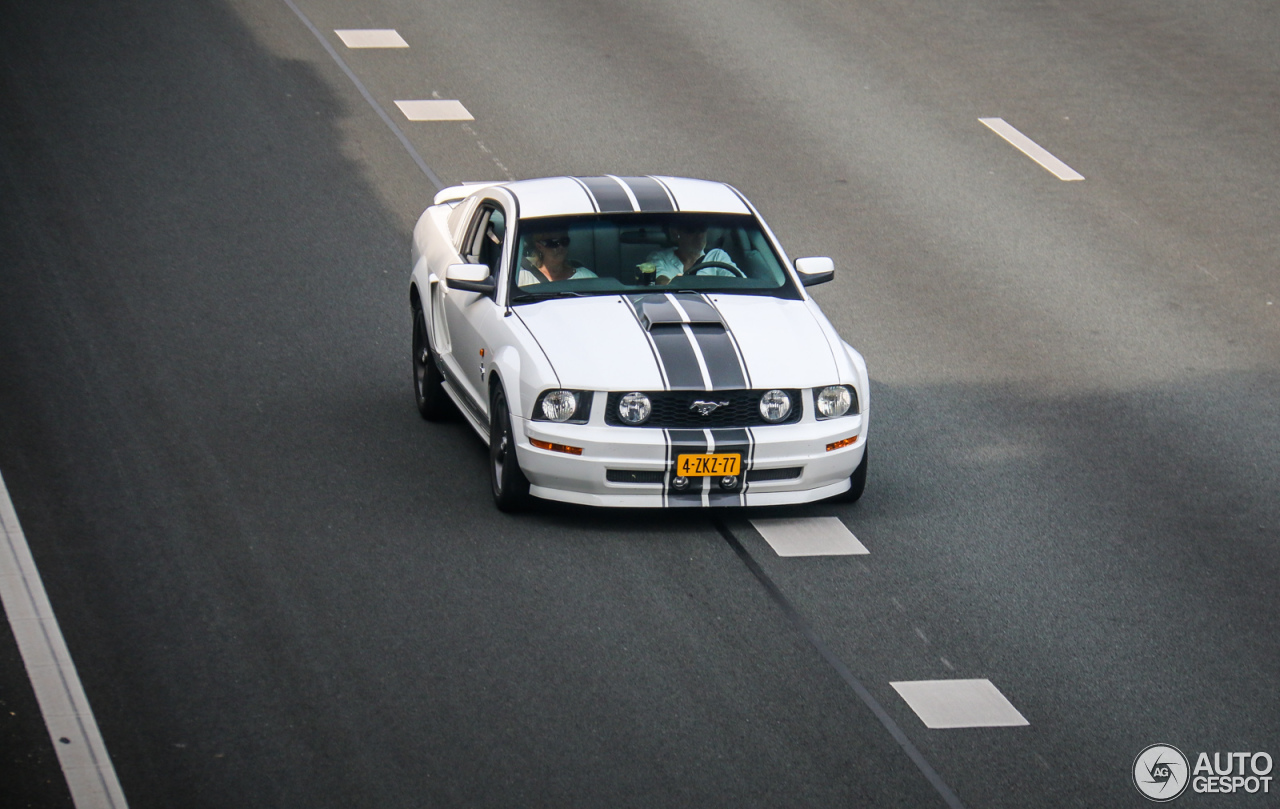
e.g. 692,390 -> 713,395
465,204 -> 506,281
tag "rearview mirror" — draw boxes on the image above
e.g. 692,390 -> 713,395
445,263 -> 495,294
794,256 -> 835,286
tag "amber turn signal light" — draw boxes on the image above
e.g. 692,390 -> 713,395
826,436 -> 858,452
530,438 -> 583,456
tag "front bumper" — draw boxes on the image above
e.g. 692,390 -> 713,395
516,412 -> 865,508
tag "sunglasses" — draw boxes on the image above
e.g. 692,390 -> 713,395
536,237 -> 570,249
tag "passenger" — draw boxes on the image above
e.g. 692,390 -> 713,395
517,231 -> 597,285
643,220 -> 737,285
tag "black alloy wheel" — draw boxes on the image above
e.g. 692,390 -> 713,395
489,385 -> 531,511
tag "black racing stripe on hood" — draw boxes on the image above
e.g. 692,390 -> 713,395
619,176 -> 676,212
628,293 -> 686,329
688,324 -> 747,390
668,294 -> 721,323
626,294 -> 698,390
649,326 -> 707,390
627,293 -> 751,392
578,176 -> 634,213
682,294 -> 751,390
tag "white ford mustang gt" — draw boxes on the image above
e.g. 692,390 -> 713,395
409,176 -> 868,510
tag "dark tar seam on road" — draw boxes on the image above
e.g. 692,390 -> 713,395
713,518 -> 967,809
280,0 -> 446,191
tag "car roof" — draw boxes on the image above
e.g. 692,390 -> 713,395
438,176 -> 755,219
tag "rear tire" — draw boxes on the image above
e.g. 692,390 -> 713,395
413,307 -> 452,421
843,445 -> 868,503
490,385 -> 531,512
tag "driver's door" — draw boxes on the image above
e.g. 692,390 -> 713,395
440,201 -> 508,421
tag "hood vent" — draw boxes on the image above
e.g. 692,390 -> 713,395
629,293 -> 725,330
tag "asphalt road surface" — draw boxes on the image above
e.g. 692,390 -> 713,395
1,0 -> 1277,806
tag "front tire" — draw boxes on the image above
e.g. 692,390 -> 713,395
489,385 -> 531,512
413,307 -> 452,421
843,445 -> 868,503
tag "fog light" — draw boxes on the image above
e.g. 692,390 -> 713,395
618,392 -> 651,425
759,389 -> 792,422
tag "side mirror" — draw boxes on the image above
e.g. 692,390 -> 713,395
794,256 -> 835,287
445,263 -> 496,294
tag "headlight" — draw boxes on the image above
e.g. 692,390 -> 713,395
618,392 -> 651,425
816,385 -> 855,419
758,389 -> 792,423
539,390 -> 578,422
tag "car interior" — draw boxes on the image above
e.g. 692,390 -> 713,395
510,213 -> 796,299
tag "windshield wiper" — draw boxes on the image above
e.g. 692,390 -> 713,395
512,290 -> 591,302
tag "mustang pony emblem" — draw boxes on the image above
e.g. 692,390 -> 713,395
690,400 -> 731,416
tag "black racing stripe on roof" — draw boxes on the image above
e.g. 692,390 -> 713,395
619,176 -> 676,212
578,176 -> 634,213
566,176 -> 600,212
651,176 -> 681,211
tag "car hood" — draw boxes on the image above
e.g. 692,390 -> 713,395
514,293 -> 839,391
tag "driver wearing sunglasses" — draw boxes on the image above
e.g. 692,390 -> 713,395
517,230 -> 597,286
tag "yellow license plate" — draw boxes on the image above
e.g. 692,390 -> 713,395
676,453 -> 741,477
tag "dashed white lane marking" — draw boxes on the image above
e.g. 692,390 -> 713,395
0,470 -> 128,808
395,99 -> 474,121
750,517 -> 869,557
979,118 -> 1084,181
891,678 -> 1029,729
333,29 -> 408,48
281,0 -> 444,188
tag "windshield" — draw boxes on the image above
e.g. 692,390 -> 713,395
509,213 -> 800,302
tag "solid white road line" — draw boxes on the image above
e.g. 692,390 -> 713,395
891,678 -> 1030,729
333,29 -> 409,48
0,470 -> 128,808
394,99 -> 474,121
750,517 -> 869,557
979,118 -> 1084,181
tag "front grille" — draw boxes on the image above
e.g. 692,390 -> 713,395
746,467 -> 803,482
606,469 -> 666,484
604,390 -> 803,428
